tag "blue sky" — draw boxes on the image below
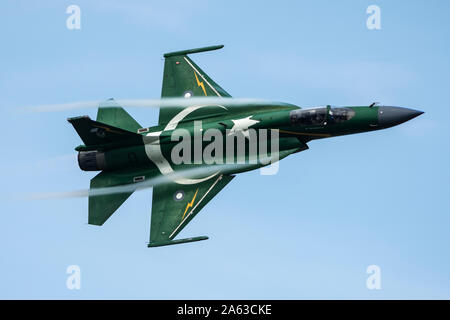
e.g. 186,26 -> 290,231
1,0 -> 449,299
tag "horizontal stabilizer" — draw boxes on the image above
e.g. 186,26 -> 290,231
148,236 -> 209,248
89,171 -> 135,225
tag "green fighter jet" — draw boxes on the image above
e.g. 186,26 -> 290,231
68,45 -> 423,247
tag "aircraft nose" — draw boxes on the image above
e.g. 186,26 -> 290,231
378,106 -> 424,128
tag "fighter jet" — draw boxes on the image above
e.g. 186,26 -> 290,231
68,45 -> 423,247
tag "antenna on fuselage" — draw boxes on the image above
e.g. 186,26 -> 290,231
369,102 -> 380,108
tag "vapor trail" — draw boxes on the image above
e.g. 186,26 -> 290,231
17,98 -> 282,114
23,163 -> 258,201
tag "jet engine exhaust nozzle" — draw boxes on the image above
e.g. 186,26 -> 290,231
78,151 -> 106,171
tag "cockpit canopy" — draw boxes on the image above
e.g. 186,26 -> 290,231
329,107 -> 356,123
291,107 -> 327,126
290,107 -> 355,126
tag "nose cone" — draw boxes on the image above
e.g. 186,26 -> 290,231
378,106 -> 424,128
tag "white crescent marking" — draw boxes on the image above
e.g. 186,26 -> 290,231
144,105 -> 227,185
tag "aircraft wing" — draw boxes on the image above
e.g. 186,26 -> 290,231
159,45 -> 231,125
149,174 -> 234,247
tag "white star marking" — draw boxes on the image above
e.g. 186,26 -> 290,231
228,116 -> 260,139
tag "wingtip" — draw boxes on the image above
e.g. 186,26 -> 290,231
147,236 -> 209,248
163,45 -> 225,58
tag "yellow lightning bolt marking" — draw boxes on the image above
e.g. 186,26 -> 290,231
181,188 -> 199,221
194,72 -> 207,96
